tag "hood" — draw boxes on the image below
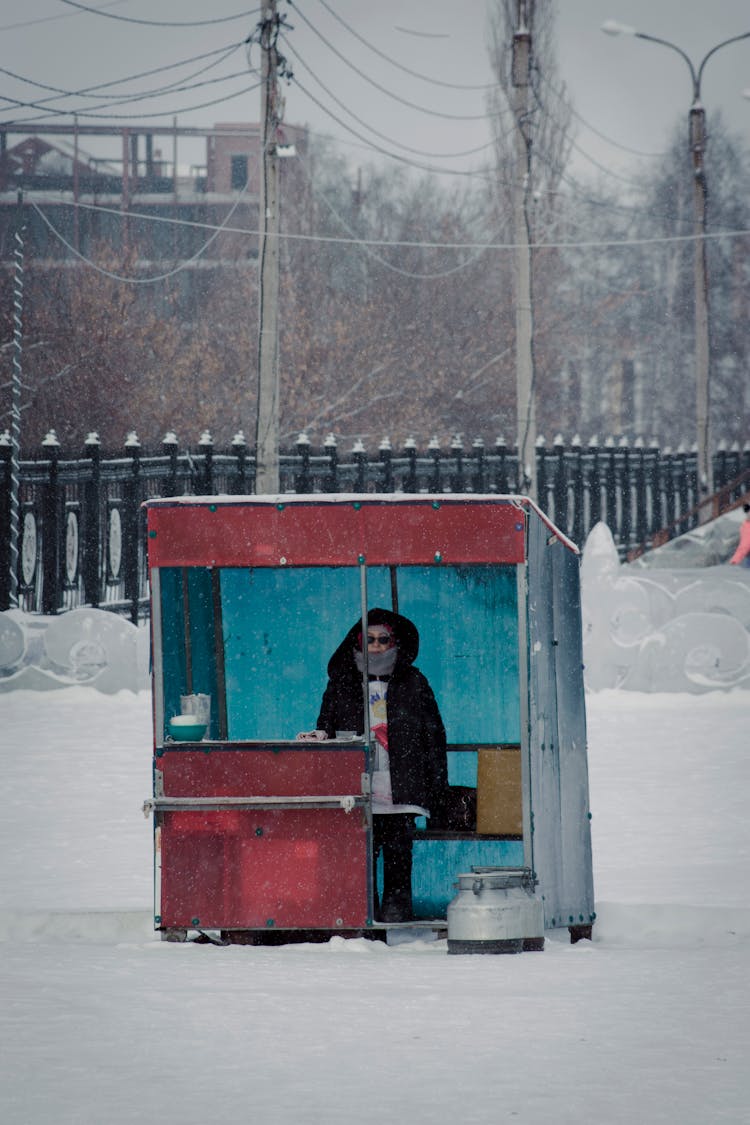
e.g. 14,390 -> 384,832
326,607 -> 419,679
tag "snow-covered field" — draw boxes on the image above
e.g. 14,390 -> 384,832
2,685 -> 748,1125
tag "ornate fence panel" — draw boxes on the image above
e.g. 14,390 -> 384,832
1,432 -> 748,621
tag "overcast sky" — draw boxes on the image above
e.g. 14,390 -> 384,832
1,0 -> 748,188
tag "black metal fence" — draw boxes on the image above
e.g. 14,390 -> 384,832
1,431 -> 748,622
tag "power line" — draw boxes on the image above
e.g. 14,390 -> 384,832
282,37 -> 501,160
292,152 -> 498,279
289,76 -> 492,178
536,72 -> 668,159
0,44 -> 243,110
3,80 -> 262,126
0,0 -> 127,32
27,196 -> 750,254
309,0 -> 497,92
1,66 -> 252,118
285,8 -> 496,120
28,182 -> 254,284
57,1 -> 262,29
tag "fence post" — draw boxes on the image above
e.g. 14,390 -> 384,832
198,430 -> 214,495
450,435 -> 464,493
0,431 -> 11,609
552,434 -> 566,532
82,431 -> 101,608
403,437 -> 418,493
295,432 -> 311,494
535,436 -> 547,509
123,432 -> 142,625
323,433 -> 339,493
162,431 -> 179,497
40,429 -> 61,615
676,444 -> 689,532
645,440 -> 660,537
588,437 -> 601,527
661,447 -> 675,531
231,430 -> 248,495
352,439 -> 366,492
620,436 -> 632,549
472,438 -> 485,494
633,438 -> 647,547
428,436 -> 441,493
687,444 -> 700,526
604,437 -> 617,537
571,434 -> 583,544
725,442 -> 741,494
713,440 -> 727,494
493,436 -> 509,494
379,437 -> 393,493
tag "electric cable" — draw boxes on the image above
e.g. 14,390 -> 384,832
300,124 -> 502,184
0,43 -> 243,110
282,36 -> 502,160
0,0 -> 126,32
308,0 -> 498,91
3,79 -> 262,125
1,66 -> 252,118
288,76 -> 492,178
37,196 -> 750,252
283,9 -> 497,120
28,176 -> 255,284
57,1 -> 261,28
534,70 -> 667,159
292,151 -> 497,279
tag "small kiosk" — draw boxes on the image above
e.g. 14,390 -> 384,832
143,495 -> 595,945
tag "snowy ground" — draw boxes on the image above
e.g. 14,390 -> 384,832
2,687 -> 748,1124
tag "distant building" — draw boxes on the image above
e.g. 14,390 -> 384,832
0,121 -> 306,271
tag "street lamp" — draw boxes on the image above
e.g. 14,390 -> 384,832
602,20 -> 750,498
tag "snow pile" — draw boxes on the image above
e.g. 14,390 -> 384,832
0,607 -> 150,694
582,522 -> 750,693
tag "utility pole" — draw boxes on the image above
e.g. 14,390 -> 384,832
512,0 -> 537,501
254,0 -> 282,494
8,190 -> 25,607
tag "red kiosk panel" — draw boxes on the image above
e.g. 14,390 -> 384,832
159,808 -> 368,930
156,746 -> 369,930
158,746 -> 366,798
146,499 -> 526,568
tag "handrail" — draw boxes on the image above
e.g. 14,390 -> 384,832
627,467 -> 750,561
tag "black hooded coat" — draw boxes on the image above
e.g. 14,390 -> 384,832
316,608 -> 448,823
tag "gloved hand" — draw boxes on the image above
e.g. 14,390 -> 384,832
295,729 -> 328,741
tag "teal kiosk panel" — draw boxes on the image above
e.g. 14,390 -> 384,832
159,560 -> 523,918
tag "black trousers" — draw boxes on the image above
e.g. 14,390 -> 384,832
372,814 -> 414,908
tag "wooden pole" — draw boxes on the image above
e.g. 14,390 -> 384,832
512,1 -> 537,501
254,0 -> 281,494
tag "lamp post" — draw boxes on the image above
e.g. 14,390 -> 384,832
602,21 -> 750,499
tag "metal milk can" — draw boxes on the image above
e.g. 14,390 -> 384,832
447,867 -> 544,954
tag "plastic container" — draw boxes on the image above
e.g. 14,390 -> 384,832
169,715 -> 207,742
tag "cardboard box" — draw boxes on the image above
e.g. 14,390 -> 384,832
476,745 -> 522,835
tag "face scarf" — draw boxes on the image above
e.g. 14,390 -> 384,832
354,645 -> 398,677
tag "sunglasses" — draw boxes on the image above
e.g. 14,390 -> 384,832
367,633 -> 393,645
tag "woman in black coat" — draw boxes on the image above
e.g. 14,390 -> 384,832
300,608 -> 448,922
